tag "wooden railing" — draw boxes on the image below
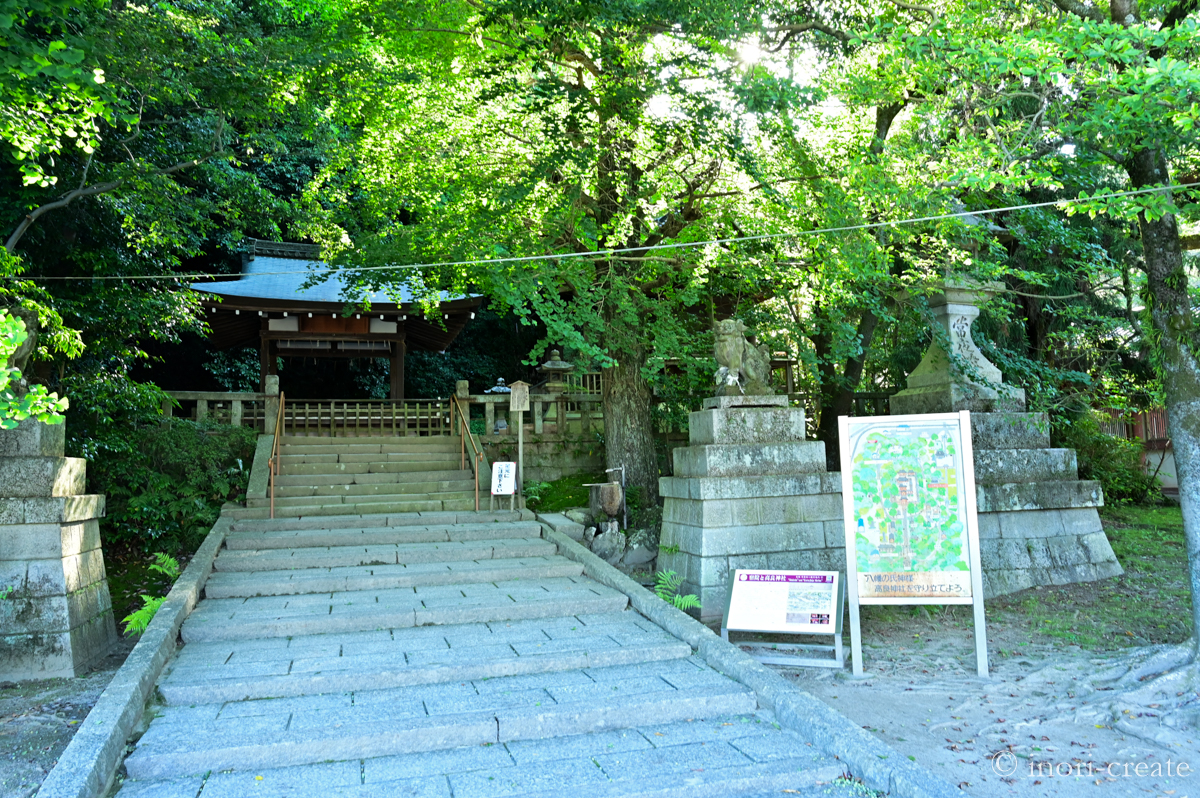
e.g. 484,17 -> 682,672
279,399 -> 452,437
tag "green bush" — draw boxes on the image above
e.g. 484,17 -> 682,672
87,419 -> 258,555
1052,411 -> 1160,505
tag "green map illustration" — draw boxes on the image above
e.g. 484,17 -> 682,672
850,424 -> 969,575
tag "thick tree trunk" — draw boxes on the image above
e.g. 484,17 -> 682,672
602,343 -> 660,510
1127,149 -> 1200,651
813,307 -> 881,472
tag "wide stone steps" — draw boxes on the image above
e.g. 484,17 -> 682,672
158,612 -> 692,704
214,536 -> 555,571
116,716 -> 849,798
119,496 -> 856,798
205,555 -> 584,598
123,659 -> 760,780
228,510 -> 526,533
279,451 -> 463,466
272,478 -> 475,498
281,440 -> 464,455
182,576 -> 629,642
280,459 -> 466,475
223,520 -> 544,550
245,492 -> 477,512
274,468 -> 473,486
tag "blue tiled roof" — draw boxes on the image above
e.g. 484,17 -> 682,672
192,257 -> 447,305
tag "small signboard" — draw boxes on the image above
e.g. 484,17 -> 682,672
491,462 -> 516,495
838,411 -> 988,677
509,381 -> 530,413
721,570 -> 846,668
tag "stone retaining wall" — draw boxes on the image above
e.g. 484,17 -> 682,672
0,420 -> 116,681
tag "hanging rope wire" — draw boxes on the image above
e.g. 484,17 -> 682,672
6,181 -> 1197,283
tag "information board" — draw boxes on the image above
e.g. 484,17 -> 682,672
725,571 -> 842,635
838,411 -> 988,677
491,462 -> 516,495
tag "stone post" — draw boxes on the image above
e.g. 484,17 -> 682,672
263,374 -> 280,433
0,419 -> 115,681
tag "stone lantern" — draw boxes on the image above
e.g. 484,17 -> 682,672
537,349 -> 574,394
889,278 -> 1025,415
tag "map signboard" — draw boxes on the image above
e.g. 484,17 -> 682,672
838,411 -> 988,677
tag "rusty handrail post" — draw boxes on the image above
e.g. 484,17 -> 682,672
452,395 -> 484,512
268,392 -> 285,519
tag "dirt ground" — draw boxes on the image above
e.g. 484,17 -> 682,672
0,638 -> 134,798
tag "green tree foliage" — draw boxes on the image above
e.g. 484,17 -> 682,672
87,419 -> 256,555
0,307 -> 66,426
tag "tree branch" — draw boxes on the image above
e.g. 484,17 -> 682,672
1049,0 -> 1106,23
6,153 -> 224,253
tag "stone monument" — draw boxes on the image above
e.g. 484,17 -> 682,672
0,419 -> 116,680
892,279 -> 1123,596
659,321 -> 843,624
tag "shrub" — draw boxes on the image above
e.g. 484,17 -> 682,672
87,419 -> 257,555
1052,411 -> 1160,505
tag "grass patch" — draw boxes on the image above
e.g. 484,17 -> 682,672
848,504 -> 1192,655
524,472 -> 605,513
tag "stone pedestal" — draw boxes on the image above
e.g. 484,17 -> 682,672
658,396 -> 844,625
970,413 -> 1122,597
0,419 -> 115,681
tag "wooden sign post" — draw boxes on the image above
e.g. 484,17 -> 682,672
838,411 -> 989,678
509,381 -> 530,500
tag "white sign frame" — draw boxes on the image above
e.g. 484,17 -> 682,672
491,462 -> 516,495
720,569 -> 846,669
838,411 -> 988,678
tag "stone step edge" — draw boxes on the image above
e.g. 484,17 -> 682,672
119,755 -> 843,798
180,592 -> 629,643
123,685 -> 757,779
157,640 -> 693,705
211,538 -> 555,573
227,510 -> 531,532
222,523 -> 543,550
203,559 -> 582,598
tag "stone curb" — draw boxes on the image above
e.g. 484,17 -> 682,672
35,515 -> 232,798
541,526 -> 965,798
246,434 -> 273,502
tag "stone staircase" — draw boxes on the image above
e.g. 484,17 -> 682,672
245,435 -> 483,517
115,466 -> 856,796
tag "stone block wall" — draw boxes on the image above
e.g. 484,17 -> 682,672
0,420 -> 116,681
482,434 -> 604,483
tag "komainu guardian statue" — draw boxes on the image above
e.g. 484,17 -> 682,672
713,319 -> 774,396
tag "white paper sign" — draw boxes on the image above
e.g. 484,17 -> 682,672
725,570 -> 841,635
491,462 -> 516,495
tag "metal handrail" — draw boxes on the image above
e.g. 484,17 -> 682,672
267,392 -> 285,519
452,395 -> 484,512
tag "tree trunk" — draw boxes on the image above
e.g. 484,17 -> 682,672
602,342 -> 660,511
1127,149 -> 1200,651
813,307 -> 881,472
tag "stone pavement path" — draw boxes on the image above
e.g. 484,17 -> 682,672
116,510 -> 861,797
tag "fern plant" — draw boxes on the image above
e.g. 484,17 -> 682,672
654,570 -> 700,611
121,553 -> 182,635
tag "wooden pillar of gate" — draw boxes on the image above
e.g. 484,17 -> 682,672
389,338 -> 406,400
